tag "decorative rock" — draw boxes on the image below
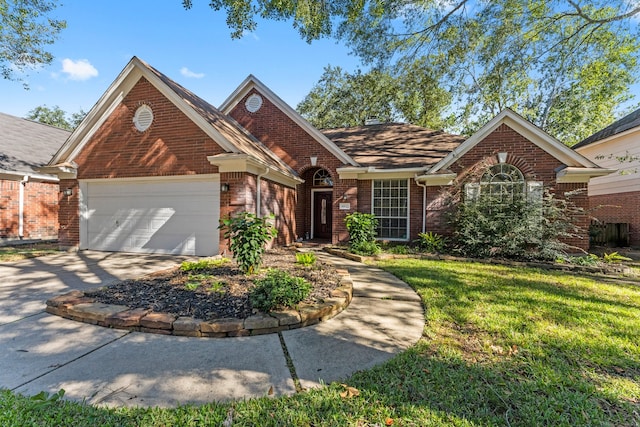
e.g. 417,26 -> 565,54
200,318 -> 244,333
67,303 -> 128,323
173,317 -> 202,332
270,309 -> 302,326
244,313 -> 279,330
140,327 -> 172,335
140,312 -> 177,329
227,329 -> 251,337
46,290 -> 85,307
105,308 -> 151,328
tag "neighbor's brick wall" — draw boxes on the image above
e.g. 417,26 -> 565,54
229,88 -> 353,243
589,190 -> 640,246
58,77 -> 227,248
0,179 -> 59,240
425,124 -> 590,251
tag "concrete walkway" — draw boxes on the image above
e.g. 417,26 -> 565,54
0,250 -> 424,408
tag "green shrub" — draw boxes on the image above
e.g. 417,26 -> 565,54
180,258 -> 229,272
350,240 -> 381,256
250,269 -> 311,312
385,244 -> 410,254
295,252 -> 317,266
345,212 -> 378,254
220,212 -> 277,274
416,232 -> 448,253
567,254 -> 601,266
449,189 -> 581,261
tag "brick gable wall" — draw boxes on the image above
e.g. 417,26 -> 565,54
589,191 -> 640,246
426,124 -> 590,250
228,89 -> 353,243
0,179 -> 59,240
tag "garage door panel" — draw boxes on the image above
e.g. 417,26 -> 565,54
83,178 -> 219,256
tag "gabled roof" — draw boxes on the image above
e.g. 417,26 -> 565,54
47,57 -> 300,185
219,74 -> 358,166
429,109 -> 601,174
573,106 -> 640,149
0,112 -> 70,180
324,123 -> 464,169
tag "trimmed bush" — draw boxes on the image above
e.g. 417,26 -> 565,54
250,269 -> 312,312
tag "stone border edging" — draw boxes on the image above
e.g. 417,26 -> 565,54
45,269 -> 353,338
324,247 -> 635,277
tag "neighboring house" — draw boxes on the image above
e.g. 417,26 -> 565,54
0,113 -> 70,243
41,57 -> 610,256
574,107 -> 640,246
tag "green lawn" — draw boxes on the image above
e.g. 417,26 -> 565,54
0,242 -> 60,262
1,258 -> 639,426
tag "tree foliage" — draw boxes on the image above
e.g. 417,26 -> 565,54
26,105 -> 86,130
191,0 -> 640,144
297,63 -> 452,130
1,0 -> 66,85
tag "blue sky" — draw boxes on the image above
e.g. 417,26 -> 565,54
0,0 -> 360,118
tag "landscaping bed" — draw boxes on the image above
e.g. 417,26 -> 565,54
46,249 -> 354,337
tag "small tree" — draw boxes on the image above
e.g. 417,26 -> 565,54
220,212 -> 277,274
345,212 -> 380,255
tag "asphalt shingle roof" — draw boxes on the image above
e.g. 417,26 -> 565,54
323,123 -> 465,169
573,107 -> 640,149
0,112 -> 70,175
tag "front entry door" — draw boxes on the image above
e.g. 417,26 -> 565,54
313,191 -> 332,240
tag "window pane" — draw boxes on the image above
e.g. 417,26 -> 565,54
372,179 -> 408,240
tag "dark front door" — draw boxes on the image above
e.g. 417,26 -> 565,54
313,191 -> 332,240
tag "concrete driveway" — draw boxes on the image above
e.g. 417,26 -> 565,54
0,250 -> 424,407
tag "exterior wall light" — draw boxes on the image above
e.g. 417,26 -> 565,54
220,183 -> 230,192
310,156 -> 318,166
62,188 -> 73,196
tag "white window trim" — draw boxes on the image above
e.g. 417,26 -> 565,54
371,178 -> 410,241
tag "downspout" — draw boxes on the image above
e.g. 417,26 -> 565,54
19,175 -> 29,238
415,176 -> 427,234
256,167 -> 270,217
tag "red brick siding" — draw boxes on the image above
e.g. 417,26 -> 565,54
58,179 -> 79,248
590,191 -> 640,246
424,124 -> 590,250
229,89 -> 351,243
0,180 -> 59,240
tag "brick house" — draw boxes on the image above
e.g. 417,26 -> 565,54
573,107 -> 640,246
42,57 -> 610,255
0,113 -> 70,243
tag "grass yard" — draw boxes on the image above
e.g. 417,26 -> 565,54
0,242 -> 60,262
1,258 -> 639,426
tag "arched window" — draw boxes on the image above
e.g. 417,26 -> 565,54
313,169 -> 333,187
480,163 -> 525,203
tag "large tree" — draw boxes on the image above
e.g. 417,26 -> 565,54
26,104 -> 85,130
1,0 -> 66,85
188,0 -> 640,144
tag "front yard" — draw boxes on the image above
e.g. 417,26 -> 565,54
2,258 -> 639,426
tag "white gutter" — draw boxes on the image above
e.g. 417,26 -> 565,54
256,167 -> 270,217
414,177 -> 428,233
19,175 -> 29,238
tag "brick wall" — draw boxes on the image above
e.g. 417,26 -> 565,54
229,89 -> 351,243
590,191 -> 640,246
425,124 -> 590,251
0,179 -> 59,241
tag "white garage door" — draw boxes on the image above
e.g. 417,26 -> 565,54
81,177 -> 219,256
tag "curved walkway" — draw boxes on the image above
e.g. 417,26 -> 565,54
0,250 -> 424,408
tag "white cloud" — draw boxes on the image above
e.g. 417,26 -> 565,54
60,58 -> 98,81
180,67 -> 205,79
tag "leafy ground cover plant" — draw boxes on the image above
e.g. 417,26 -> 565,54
295,252 -> 317,266
249,269 -> 312,312
179,258 -> 229,272
415,232 -> 448,253
220,212 -> 277,274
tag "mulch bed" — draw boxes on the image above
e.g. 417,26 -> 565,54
85,249 -> 342,321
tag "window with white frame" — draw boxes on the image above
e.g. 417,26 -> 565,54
465,163 -> 542,205
372,179 -> 409,240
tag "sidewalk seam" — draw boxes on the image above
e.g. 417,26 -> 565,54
277,332 -> 303,393
10,330 -> 132,392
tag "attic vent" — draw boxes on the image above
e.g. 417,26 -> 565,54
133,104 -> 153,132
365,118 -> 382,125
245,94 -> 263,113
